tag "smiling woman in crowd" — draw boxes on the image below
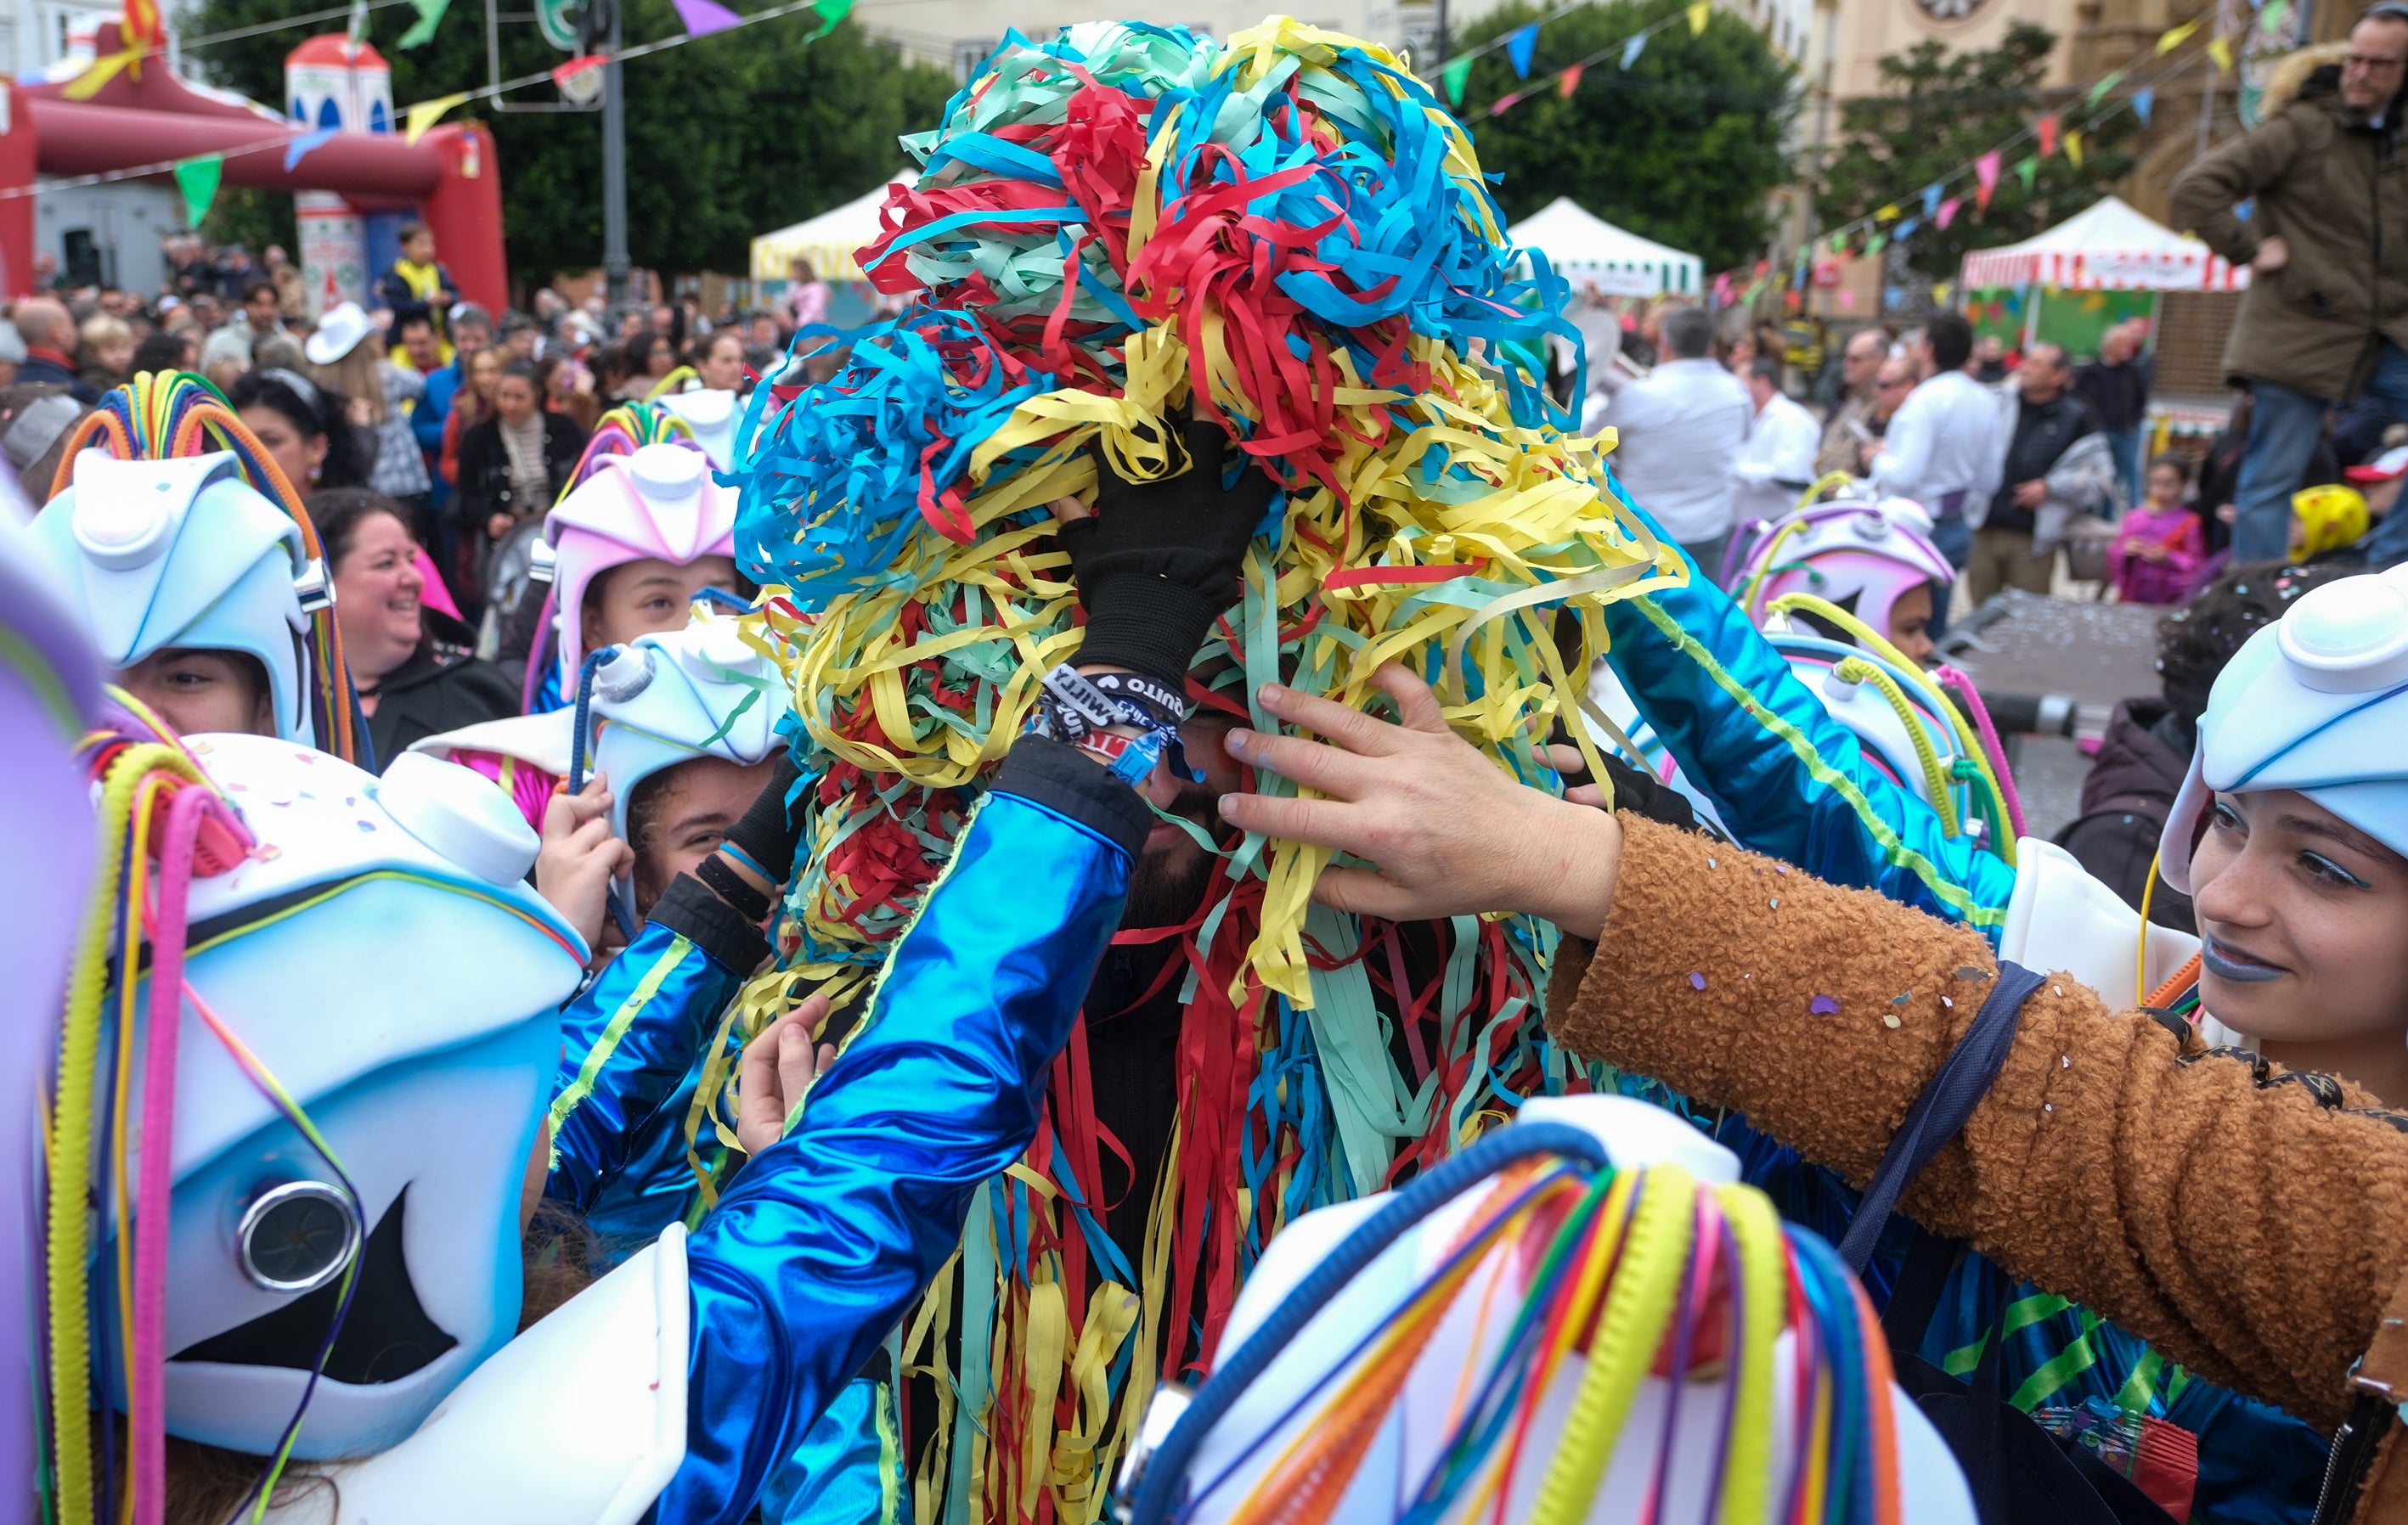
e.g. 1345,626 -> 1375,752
306,487 -> 520,767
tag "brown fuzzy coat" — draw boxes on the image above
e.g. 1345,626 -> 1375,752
1546,815 -> 2408,1518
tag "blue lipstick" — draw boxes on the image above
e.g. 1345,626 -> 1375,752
2201,935 -> 2287,984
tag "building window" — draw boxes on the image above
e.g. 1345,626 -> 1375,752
952,37 -> 997,80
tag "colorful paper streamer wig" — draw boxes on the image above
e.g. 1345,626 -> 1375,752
727,19 -> 1684,1519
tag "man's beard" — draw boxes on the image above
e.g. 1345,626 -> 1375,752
1122,782 -> 1221,931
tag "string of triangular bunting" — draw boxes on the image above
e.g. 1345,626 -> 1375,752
1804,11 -> 2238,265
1453,0 -> 1715,113
22,0 -> 855,206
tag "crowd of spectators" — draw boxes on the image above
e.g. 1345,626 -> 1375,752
1567,274 -> 2403,636
3,222 -> 839,627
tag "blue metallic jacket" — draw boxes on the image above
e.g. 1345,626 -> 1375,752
548,909 -> 746,1244
1600,503 -> 2016,940
568,737 -> 1147,1524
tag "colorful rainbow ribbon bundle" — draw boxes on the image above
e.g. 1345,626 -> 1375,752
53,374 -> 363,766
44,707 -> 357,1525
1198,1160 -> 1903,1525
727,19 -> 1685,1521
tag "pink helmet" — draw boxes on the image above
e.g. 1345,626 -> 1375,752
544,440 -> 740,695
1727,497 -> 1954,645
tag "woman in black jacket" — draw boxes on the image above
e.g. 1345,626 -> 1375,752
453,358 -> 586,610
307,487 -> 523,768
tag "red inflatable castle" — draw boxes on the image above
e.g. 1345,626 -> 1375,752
6,21 -> 505,307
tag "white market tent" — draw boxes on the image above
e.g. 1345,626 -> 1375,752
1510,196 -> 1702,298
751,169 -> 918,283
1959,194 -> 2248,292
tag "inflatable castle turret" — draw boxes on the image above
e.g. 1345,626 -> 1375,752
285,36 -> 393,318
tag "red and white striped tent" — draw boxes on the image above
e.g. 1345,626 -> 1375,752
1960,194 -> 2249,291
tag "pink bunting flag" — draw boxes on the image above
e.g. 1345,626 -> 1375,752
1559,62 -> 1583,98
551,53 -> 606,89
670,0 -> 742,37
1488,92 -> 1521,116
1937,196 -> 1961,229
1974,150 -> 2001,211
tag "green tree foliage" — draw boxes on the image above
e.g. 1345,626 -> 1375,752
178,0 -> 956,282
1450,0 -> 1795,273
202,183 -> 299,262
1817,22 -> 2138,280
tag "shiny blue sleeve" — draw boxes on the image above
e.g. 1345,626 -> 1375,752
1601,500 -> 2015,938
545,878 -> 756,1215
654,739 -> 1146,1525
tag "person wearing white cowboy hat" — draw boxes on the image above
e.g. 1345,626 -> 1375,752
302,300 -> 378,369
305,301 -> 435,513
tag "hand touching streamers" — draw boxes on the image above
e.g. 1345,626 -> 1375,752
736,993 -> 837,1156
1217,664 -> 1624,939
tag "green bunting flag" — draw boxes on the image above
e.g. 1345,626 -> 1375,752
804,0 -> 852,37
174,155 -> 223,230
2086,68 -> 2122,105
1441,54 -> 1470,107
2014,154 -> 2039,191
398,0 -> 450,47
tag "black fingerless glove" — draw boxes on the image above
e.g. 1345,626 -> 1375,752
720,747 -> 809,885
1548,720 -> 1705,836
1057,410 -> 1277,691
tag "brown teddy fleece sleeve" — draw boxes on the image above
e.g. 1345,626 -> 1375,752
1546,813 -> 2408,1432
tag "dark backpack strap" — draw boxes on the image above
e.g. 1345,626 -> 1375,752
1837,961 -> 2050,1272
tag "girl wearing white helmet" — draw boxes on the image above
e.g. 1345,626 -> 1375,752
1588,481 -> 2020,937
1726,491 -> 1954,664
510,409 -> 749,715
1732,494 -> 2023,861
414,611 -> 789,954
416,615 -> 795,1247
1591,492 -> 2023,878
25,376 -> 364,761
1218,574 -> 2408,1517
2154,564 -> 2408,1095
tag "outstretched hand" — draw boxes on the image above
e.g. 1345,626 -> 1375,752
1214,663 -> 1623,938
736,993 -> 837,1156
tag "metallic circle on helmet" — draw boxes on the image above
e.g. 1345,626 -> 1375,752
237,1181 -> 363,1294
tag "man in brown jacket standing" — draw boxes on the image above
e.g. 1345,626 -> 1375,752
2172,4 -> 2408,563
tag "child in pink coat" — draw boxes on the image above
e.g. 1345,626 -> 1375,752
2109,454 -> 2207,605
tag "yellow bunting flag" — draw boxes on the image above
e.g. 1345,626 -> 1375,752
403,92 -> 471,145
1686,0 -> 1710,33
2065,128 -> 2084,168
1875,203 -> 1899,223
2208,34 -> 2233,70
59,45 -> 141,100
2155,17 -> 2202,53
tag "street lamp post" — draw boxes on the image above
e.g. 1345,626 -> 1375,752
595,0 -> 630,312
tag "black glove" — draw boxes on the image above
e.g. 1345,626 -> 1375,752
720,747 -> 809,885
1057,408 -> 1277,691
1547,719 -> 1706,836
